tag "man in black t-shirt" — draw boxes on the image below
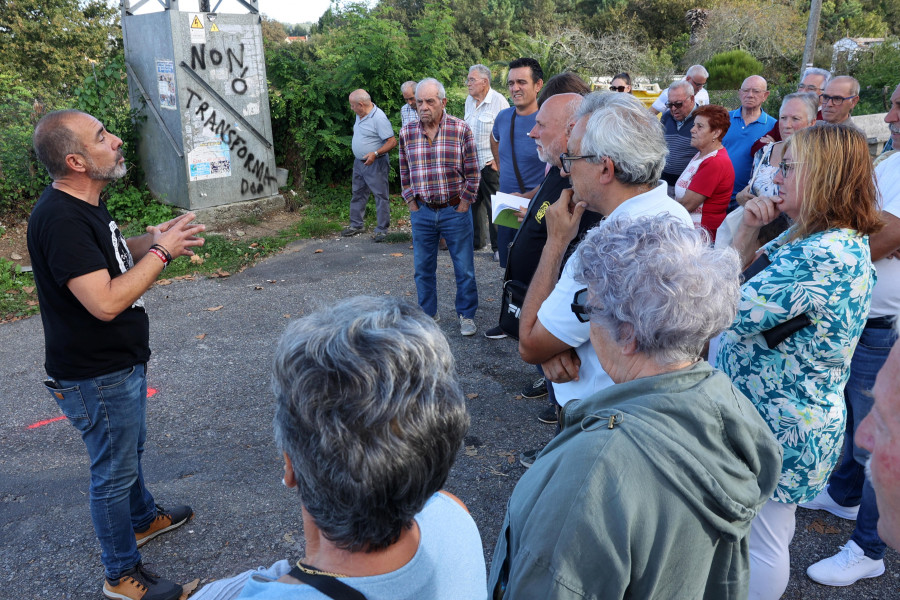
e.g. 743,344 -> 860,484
28,110 -> 206,600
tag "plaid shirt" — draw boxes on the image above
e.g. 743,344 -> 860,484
399,112 -> 480,204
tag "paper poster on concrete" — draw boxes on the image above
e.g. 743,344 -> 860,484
156,60 -> 176,110
188,141 -> 231,181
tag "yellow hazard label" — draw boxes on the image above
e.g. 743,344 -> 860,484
191,15 -> 203,29
210,23 -> 219,32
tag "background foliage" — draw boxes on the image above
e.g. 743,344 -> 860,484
1,0 -> 898,219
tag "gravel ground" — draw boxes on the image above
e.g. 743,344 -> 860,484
1,232 -> 897,599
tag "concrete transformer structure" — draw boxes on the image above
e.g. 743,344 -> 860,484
121,0 -> 278,211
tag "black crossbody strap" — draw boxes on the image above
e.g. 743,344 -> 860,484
509,111 -> 527,193
287,564 -> 367,600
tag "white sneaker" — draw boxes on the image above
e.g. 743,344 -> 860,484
459,316 -> 476,336
806,540 -> 885,586
799,489 -> 859,520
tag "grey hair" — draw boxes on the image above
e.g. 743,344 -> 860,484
831,74 -> 860,96
468,64 -> 491,81
686,64 -> 709,79
781,92 -> 819,123
416,77 -> 446,100
33,109 -> 88,180
400,80 -> 417,94
575,92 -> 668,185
668,79 -> 694,98
574,214 -> 742,365
802,67 -> 831,86
272,296 -> 469,552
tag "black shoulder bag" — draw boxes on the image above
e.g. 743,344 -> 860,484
286,563 -> 367,600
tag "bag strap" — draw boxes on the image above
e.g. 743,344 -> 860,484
509,111 -> 527,193
287,564 -> 367,600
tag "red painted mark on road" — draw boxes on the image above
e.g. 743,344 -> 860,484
27,415 -> 67,429
28,388 -> 160,429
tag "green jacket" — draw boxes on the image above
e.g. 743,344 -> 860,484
489,362 -> 782,600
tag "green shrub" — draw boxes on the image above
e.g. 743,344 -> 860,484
105,186 -> 175,233
704,50 -> 764,91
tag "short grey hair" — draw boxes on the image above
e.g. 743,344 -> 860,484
686,64 -> 709,79
668,79 -> 694,98
781,92 -> 819,123
802,67 -> 831,86
33,109 -> 88,180
348,89 -> 371,103
272,296 -> 469,552
468,64 -> 491,81
401,80 -> 417,95
575,92 -> 668,185
574,215 -> 742,365
416,77 -> 446,100
831,74 -> 860,96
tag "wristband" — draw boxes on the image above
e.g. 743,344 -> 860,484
148,247 -> 168,269
150,243 -> 173,263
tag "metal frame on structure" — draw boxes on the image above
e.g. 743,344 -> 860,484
121,0 -> 258,16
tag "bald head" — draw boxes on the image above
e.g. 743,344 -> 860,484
821,76 -> 860,124
739,75 -> 769,111
349,89 -> 373,118
529,93 -> 584,167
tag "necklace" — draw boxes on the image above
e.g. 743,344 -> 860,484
296,560 -> 347,578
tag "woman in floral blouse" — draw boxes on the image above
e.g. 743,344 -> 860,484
717,124 -> 883,600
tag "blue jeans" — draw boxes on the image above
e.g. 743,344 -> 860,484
497,224 -> 516,268
48,364 -> 157,579
826,325 -> 897,560
410,204 -> 478,318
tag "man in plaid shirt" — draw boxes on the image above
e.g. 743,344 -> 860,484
400,78 -> 481,336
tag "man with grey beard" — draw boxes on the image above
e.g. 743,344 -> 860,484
27,110 -> 204,600
801,84 -> 900,586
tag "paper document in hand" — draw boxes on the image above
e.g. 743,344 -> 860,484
491,192 -> 525,229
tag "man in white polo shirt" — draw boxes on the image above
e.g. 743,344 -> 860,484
516,92 -> 692,465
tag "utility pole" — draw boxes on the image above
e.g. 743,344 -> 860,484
801,0 -> 824,76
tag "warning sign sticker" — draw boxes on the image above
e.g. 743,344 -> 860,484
210,22 -> 219,32
190,13 -> 205,44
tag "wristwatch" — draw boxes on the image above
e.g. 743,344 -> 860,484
374,151 -> 380,159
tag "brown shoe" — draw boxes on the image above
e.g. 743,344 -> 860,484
135,504 -> 193,548
103,562 -> 182,600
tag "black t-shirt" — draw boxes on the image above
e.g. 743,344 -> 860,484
27,186 -> 150,379
506,166 -> 602,285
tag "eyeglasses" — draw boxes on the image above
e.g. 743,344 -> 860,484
559,152 -> 597,172
609,85 -> 627,92
778,159 -> 803,178
665,100 -> 687,109
819,93 -> 857,106
797,83 -> 823,93
740,88 -> 765,95
571,288 -> 591,323
691,80 -> 706,89
465,78 -> 483,85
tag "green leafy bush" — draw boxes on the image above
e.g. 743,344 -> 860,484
704,50 -> 764,91
105,186 -> 175,234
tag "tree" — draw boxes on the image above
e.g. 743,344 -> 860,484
0,0 -> 120,97
260,15 -> 288,45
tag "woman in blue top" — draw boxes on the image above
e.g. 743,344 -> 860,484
717,124 -> 883,599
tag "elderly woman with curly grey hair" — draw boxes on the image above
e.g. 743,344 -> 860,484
490,215 -> 782,600
192,296 -> 486,600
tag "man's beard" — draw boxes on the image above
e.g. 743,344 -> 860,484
85,154 -> 127,181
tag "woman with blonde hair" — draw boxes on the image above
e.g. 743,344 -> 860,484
717,123 -> 883,599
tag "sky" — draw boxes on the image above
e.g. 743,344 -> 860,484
115,1 -> 350,25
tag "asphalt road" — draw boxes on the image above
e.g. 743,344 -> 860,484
1,233 -> 897,599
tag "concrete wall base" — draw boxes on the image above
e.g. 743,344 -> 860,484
178,194 -> 286,228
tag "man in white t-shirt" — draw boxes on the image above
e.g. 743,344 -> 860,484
651,65 -> 709,115
802,84 -> 900,587
517,93 -> 692,447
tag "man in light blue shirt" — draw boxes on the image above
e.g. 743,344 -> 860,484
400,80 -> 418,127
345,89 -> 397,241
722,75 -> 773,210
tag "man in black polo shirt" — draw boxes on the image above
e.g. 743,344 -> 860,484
660,80 -> 698,192
28,109 -> 205,600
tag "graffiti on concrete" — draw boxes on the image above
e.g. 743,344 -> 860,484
190,43 -> 249,95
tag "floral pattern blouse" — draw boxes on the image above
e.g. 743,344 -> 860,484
747,142 -> 779,198
717,227 -> 875,504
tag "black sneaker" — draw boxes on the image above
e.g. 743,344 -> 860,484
341,226 -> 364,237
521,377 -> 548,399
538,405 -> 558,424
135,504 -> 193,548
103,562 -> 182,600
520,448 -> 540,468
484,325 -> 508,339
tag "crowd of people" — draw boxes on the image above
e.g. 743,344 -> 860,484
25,58 -> 900,600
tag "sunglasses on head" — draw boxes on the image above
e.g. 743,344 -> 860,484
571,288 -> 591,323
